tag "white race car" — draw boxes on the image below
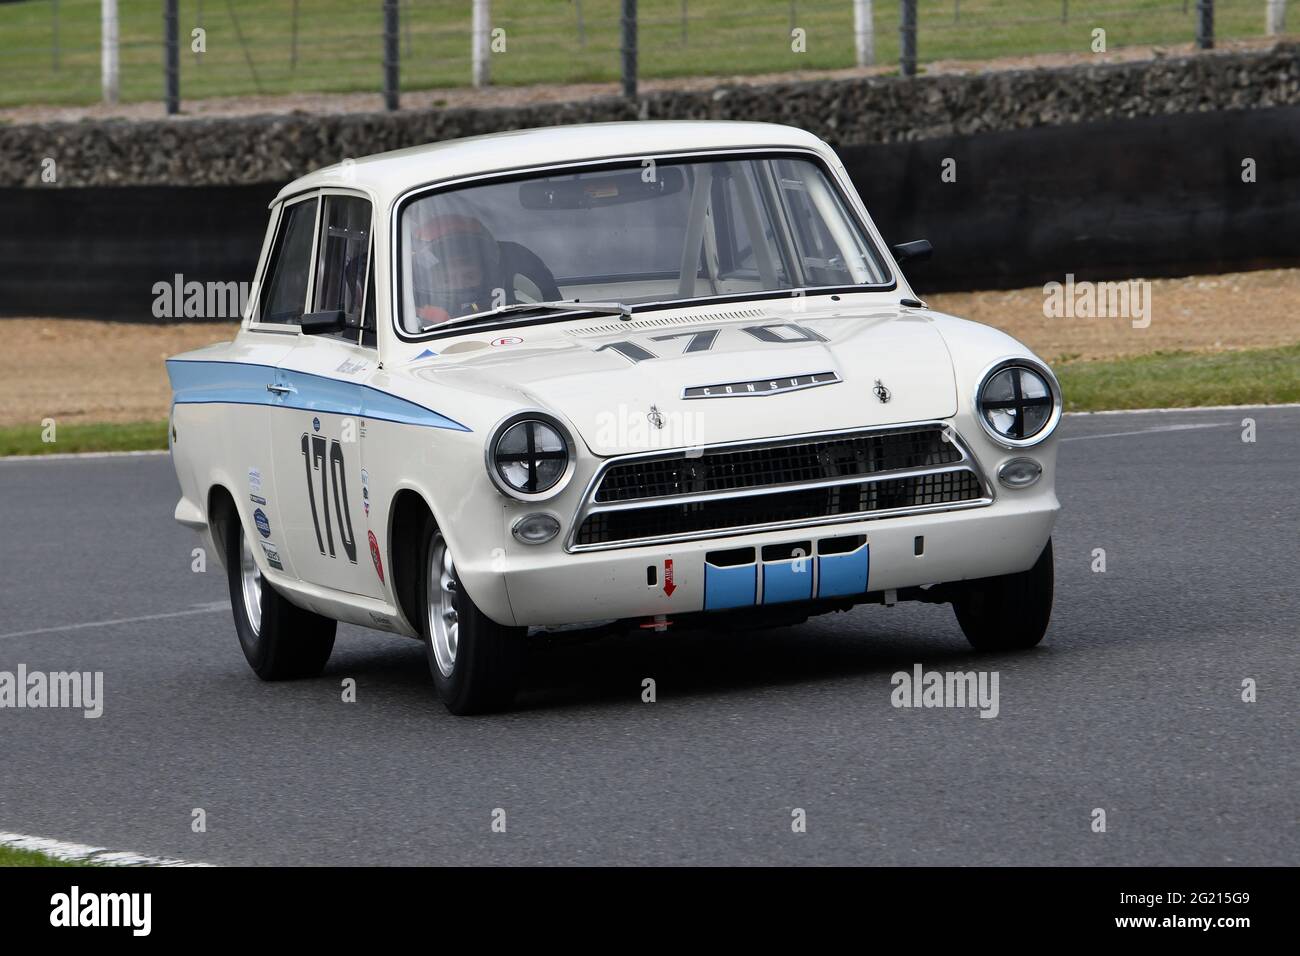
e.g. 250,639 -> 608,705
168,121 -> 1061,714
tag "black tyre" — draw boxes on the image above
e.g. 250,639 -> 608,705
953,538 -> 1054,651
225,517 -> 336,680
416,514 -> 527,715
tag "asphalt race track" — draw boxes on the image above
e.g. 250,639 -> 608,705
1,406 -> 1296,866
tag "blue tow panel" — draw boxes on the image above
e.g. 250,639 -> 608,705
704,562 -> 757,610
817,543 -> 870,598
762,559 -> 814,604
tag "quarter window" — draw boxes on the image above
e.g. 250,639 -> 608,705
313,195 -> 373,328
259,198 -> 318,325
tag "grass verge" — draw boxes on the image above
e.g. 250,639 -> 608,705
1056,344 -> 1300,411
0,346 -> 1295,456
0,1 -> 1276,108
0,420 -> 168,457
0,845 -> 84,867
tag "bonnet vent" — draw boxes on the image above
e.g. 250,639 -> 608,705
565,307 -> 767,338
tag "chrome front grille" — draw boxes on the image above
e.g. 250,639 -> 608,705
568,423 -> 993,551
595,425 -> 963,502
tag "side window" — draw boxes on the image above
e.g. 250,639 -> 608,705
259,198 -> 318,325
313,195 -> 373,338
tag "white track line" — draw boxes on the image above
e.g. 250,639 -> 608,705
1060,422 -> 1232,442
0,449 -> 168,463
1065,402 -> 1300,416
0,830 -> 208,867
0,602 -> 228,641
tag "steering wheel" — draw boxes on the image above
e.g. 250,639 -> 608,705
497,241 -> 561,304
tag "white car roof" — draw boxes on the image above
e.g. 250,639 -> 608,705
274,121 -> 832,209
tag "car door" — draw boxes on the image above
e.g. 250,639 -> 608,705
236,191 -> 321,582
268,191 -> 385,600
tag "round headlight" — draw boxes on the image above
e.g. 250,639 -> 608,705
487,414 -> 572,498
976,361 -> 1060,446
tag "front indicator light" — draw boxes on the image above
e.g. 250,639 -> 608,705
998,457 -> 1043,488
512,513 -> 561,545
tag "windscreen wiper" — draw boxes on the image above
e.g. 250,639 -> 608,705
424,299 -> 633,332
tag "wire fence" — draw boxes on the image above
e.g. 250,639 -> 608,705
0,0 -> 1290,110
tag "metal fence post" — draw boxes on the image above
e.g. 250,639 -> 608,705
383,0 -> 399,110
1266,0 -> 1287,35
854,0 -> 874,67
101,0 -> 119,105
289,0 -> 299,71
1196,0 -> 1214,49
621,0 -> 637,100
164,0 -> 179,114
472,0 -> 490,88
900,0 -> 917,76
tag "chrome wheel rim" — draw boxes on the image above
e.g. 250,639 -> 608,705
238,527 -> 263,635
427,535 -> 459,678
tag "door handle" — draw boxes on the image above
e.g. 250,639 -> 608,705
266,383 -> 295,395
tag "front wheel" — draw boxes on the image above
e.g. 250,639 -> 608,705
225,518 -> 336,679
952,538 -> 1054,651
418,517 -> 527,715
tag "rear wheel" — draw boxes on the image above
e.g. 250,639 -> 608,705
225,519 -> 335,679
952,538 -> 1054,651
417,515 -> 526,715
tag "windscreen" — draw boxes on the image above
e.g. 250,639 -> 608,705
397,155 -> 891,332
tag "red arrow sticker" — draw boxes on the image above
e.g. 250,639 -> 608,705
663,558 -> 676,597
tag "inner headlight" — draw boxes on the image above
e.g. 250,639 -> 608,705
487,413 -> 572,498
976,360 -> 1061,446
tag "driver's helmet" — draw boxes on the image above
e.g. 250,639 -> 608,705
409,207 -> 501,322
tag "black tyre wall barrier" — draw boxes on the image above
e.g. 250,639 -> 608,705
0,184 -> 278,321
850,105 -> 1300,294
1,107 -> 1297,321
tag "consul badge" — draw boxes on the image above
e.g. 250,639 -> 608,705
683,371 -> 841,399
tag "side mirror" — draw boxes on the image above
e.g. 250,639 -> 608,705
301,310 -> 346,334
891,239 -> 933,264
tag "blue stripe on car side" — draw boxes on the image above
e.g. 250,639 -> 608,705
166,359 -> 470,432
166,359 -> 271,407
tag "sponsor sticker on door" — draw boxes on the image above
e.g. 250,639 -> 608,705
368,531 -> 384,584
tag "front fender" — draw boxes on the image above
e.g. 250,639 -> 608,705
368,418 -> 518,625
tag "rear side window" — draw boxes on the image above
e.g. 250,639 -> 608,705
313,195 -> 373,328
259,198 -> 318,324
